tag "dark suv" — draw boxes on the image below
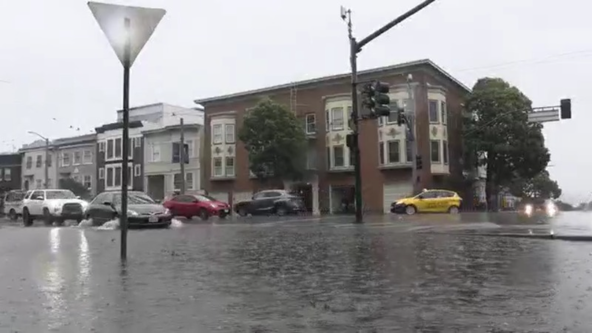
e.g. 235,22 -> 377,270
234,190 -> 306,217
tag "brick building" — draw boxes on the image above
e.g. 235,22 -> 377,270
194,59 -> 470,214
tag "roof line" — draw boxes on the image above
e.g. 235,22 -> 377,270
194,59 -> 470,105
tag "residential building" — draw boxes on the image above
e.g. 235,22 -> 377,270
19,140 -> 57,190
143,120 -> 204,201
0,153 -> 22,192
194,59 -> 470,214
53,134 -> 98,195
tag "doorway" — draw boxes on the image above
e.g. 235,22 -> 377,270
147,175 -> 165,201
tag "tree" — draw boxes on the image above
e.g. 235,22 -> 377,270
509,170 -> 562,199
59,178 -> 90,200
238,98 -> 307,184
463,78 -> 550,208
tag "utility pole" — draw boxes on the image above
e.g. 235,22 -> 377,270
342,0 -> 436,223
179,117 -> 186,194
405,76 -> 420,194
44,138 -> 50,189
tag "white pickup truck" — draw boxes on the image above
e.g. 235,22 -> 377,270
21,189 -> 89,226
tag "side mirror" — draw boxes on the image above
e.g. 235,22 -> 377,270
417,195 -> 424,200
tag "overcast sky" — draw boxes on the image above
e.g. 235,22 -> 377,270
0,0 -> 589,203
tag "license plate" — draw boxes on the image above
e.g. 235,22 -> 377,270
223,209 -> 229,213
148,216 -> 158,223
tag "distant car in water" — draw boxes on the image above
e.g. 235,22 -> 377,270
84,191 -> 172,228
163,193 -> 230,220
391,189 -> 462,215
2,190 -> 26,221
21,189 -> 89,226
234,190 -> 306,217
518,198 -> 558,217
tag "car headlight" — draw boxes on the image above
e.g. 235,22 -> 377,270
127,210 -> 139,216
164,208 -> 171,215
547,204 -> 557,216
524,204 -> 533,214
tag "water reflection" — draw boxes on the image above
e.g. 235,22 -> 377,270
50,227 -> 60,254
42,227 -> 66,331
77,230 -> 90,291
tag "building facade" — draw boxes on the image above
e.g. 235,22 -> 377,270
53,134 -> 98,195
143,124 -> 204,200
95,121 -> 146,193
195,59 -> 470,214
0,153 -> 22,192
19,140 -> 57,190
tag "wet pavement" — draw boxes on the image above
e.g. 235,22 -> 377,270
1,212 -> 592,332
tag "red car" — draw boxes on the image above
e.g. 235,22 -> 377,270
163,194 -> 230,220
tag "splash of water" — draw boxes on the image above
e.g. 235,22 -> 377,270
77,219 -> 94,228
97,219 -> 120,231
170,219 -> 183,228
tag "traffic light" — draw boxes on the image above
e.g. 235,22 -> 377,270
415,154 -> 423,170
361,81 -> 391,117
397,108 -> 405,126
560,98 -> 571,119
346,133 -> 357,148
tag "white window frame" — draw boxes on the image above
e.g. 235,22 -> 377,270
99,141 -> 105,152
225,156 -> 235,177
330,107 -> 344,131
332,145 -> 345,168
3,168 -> 10,181
83,175 -> 92,189
73,151 -> 82,165
213,157 -> 223,177
105,137 -> 133,162
61,152 -> 70,167
186,140 -> 194,158
99,167 -> 105,180
26,156 -> 32,169
225,124 -> 235,144
106,139 -> 114,160
386,140 -> 401,164
429,100 -> 440,124
134,164 -> 141,177
173,172 -> 194,191
83,150 -> 92,164
151,144 -> 161,162
305,114 -> 316,134
134,137 -> 141,148
36,155 -> 42,168
212,124 -> 222,144
430,140 -> 441,163
441,101 -> 447,125
443,140 -> 449,164
104,164 -> 133,190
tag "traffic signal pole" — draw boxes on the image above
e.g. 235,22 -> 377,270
344,0 -> 436,223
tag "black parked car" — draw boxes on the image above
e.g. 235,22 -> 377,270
84,191 -> 172,228
234,190 -> 306,217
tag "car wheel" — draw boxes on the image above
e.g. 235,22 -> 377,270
55,218 -> 65,226
43,209 -> 53,226
8,209 -> 17,221
199,209 -> 209,220
22,208 -> 33,227
219,211 -> 228,219
238,207 -> 248,217
405,205 -> 417,215
276,206 -> 288,216
448,206 -> 459,214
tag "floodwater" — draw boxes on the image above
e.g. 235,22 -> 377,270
1,212 -> 592,332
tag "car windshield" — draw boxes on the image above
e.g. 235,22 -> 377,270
46,191 -> 76,200
194,195 -> 216,202
114,193 -> 155,205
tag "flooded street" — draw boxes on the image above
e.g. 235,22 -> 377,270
1,212 -> 592,332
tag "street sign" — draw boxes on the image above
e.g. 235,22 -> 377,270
528,108 -> 560,123
88,2 -> 166,66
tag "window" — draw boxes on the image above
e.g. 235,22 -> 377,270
114,166 -> 122,187
151,144 -> 161,162
225,124 -> 235,143
134,137 -> 141,148
212,124 -> 222,144
172,142 -> 189,163
306,147 -> 317,169
406,139 -> 412,163
325,110 -> 330,131
174,173 -> 194,190
134,164 -> 141,177
225,157 -> 235,177
387,140 -> 400,163
36,155 -> 42,168
99,141 -> 105,152
443,140 -> 449,164
379,142 -> 385,165
83,150 -> 92,164
46,155 -> 52,167
4,168 -> 10,181
114,138 -> 122,158
105,165 -> 133,190
431,140 -> 440,162
333,146 -> 344,167
73,151 -> 82,165
128,138 -> 133,158
186,140 -> 194,158
61,152 -> 70,167
106,167 -> 114,187
83,175 -> 91,189
213,158 -> 223,177
429,100 -> 439,123
441,101 -> 447,125
330,107 -> 344,131
99,167 -> 105,180
26,156 -> 32,169
106,140 -> 114,159
305,114 -> 316,134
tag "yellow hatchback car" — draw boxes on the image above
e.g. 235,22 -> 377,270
390,189 -> 463,215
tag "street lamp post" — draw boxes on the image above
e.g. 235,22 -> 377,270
27,131 -> 50,189
88,1 -> 166,261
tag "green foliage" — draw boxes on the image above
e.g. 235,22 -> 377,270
238,98 -> 307,181
462,78 -> 550,192
509,170 -> 562,199
59,178 -> 90,200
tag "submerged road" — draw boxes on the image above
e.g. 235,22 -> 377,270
1,211 -> 592,332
